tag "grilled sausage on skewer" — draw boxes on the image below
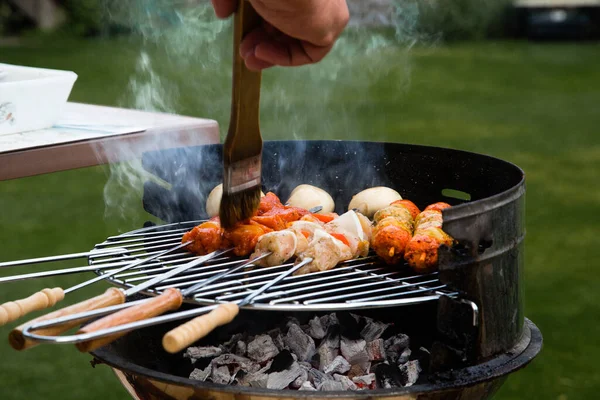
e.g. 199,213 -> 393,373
404,202 -> 454,273
371,200 -> 420,264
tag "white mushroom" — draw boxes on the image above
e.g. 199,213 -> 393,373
348,187 -> 402,218
286,184 -> 335,214
206,184 -> 265,218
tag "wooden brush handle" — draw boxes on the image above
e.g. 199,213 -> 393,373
0,287 -> 65,326
75,288 -> 183,353
8,288 -> 125,351
162,303 -> 239,354
224,1 -> 263,161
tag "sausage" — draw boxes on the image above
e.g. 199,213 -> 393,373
371,200 -> 420,264
404,202 -> 454,273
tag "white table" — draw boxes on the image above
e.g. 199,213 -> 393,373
0,102 -> 220,180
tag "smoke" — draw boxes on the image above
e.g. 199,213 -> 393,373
97,0 -> 428,229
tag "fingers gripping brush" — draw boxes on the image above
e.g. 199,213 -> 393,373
219,0 -> 263,229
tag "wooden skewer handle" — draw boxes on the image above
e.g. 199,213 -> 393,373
8,287 -> 126,351
75,288 -> 183,353
162,303 -> 239,354
0,287 -> 65,326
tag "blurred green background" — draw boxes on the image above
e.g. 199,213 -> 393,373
1,1 -> 599,399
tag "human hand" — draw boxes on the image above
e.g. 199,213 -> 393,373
211,0 -> 350,70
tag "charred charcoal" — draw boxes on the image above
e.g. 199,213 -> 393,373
184,346 -> 222,363
289,368 -> 309,389
398,360 -> 421,387
221,333 -> 244,353
340,337 -> 369,364
211,354 -> 259,374
317,342 -> 339,371
268,349 -> 295,373
347,362 -> 371,379
333,374 -> 358,391
235,341 -> 247,356
320,313 -> 338,331
397,348 -> 412,365
337,312 -> 362,340
366,339 -> 386,361
267,361 -> 304,390
237,361 -> 272,388
317,380 -> 345,391
384,333 -> 410,362
307,316 -> 327,339
285,317 -> 301,329
211,365 -> 231,385
284,324 -> 316,362
413,347 -> 431,372
189,365 -> 211,382
299,381 -> 317,391
374,363 -> 404,389
273,333 -> 286,351
308,368 -> 331,387
247,334 -> 279,363
361,319 -> 390,342
310,351 -> 321,369
323,355 -> 351,375
352,373 -> 376,388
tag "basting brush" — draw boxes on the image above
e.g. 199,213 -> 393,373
219,1 -> 263,229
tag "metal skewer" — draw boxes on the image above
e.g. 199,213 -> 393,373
21,257 -> 314,353
0,241 -> 193,327
0,247 -> 130,268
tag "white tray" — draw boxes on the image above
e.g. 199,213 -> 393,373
0,63 -> 77,135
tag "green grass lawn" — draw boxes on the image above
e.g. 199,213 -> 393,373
1,33 -> 599,399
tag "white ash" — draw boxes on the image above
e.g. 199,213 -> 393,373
323,355 -> 351,375
352,373 -> 376,387
397,348 -> 412,365
237,361 -> 272,388
317,380 -> 345,391
221,333 -> 244,353
340,338 -> 369,365
366,339 -> 386,361
308,368 -> 332,387
318,341 -> 340,371
319,314 -> 339,331
347,362 -> 371,379
272,333 -> 286,351
211,354 -> 259,374
284,324 -> 316,362
384,333 -> 410,362
211,365 -> 231,385
235,340 -> 247,356
360,318 -> 389,342
307,316 -> 327,339
333,374 -> 358,390
398,360 -> 421,387
290,368 -> 309,389
267,361 -> 304,390
184,346 -> 222,362
247,334 -> 279,363
189,365 -> 211,382
299,381 -> 317,391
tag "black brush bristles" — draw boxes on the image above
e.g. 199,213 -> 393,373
219,186 -> 261,229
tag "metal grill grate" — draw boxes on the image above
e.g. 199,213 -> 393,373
90,221 -> 458,311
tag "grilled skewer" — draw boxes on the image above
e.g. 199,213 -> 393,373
73,253 -> 268,353
404,202 -> 454,273
0,241 -> 192,328
18,256 -> 313,353
8,249 -> 227,351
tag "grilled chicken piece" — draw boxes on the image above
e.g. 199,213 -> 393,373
252,206 -> 310,230
404,202 -> 454,273
223,221 -> 273,256
294,229 -> 347,275
250,230 -> 298,267
391,199 -> 421,220
258,192 -> 285,214
182,219 -> 229,255
371,200 -> 419,264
